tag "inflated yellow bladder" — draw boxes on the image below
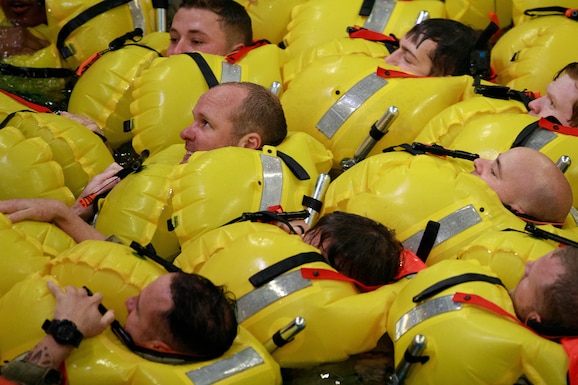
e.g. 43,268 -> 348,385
415,96 -> 578,209
2,111 -> 114,197
172,141 -> 332,248
0,246 -> 282,385
176,221 -> 409,367
322,151 -> 525,265
387,259 -> 568,384
511,0 -> 577,25
68,32 -> 168,149
44,0 -> 158,70
235,0 -> 308,44
94,162 -> 180,261
444,0 -> 512,30
129,44 -> 286,156
0,126 -> 74,203
282,0 -> 444,60
491,15 -> 578,96
282,36 -> 391,89
0,214 -> 50,297
281,54 -> 474,171
456,228 -> 559,290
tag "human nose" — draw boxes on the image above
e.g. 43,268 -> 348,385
179,123 -> 196,141
385,50 -> 400,66
170,39 -> 187,55
472,158 -> 486,175
527,97 -> 542,116
125,296 -> 136,312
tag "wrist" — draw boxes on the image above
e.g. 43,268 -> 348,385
42,319 -> 84,348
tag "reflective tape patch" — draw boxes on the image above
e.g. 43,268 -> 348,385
363,0 -> 396,33
395,295 -> 462,341
237,270 -> 311,323
186,347 -> 265,385
403,205 -> 482,254
523,129 -> 557,150
259,154 -> 283,211
129,0 -> 146,32
221,62 -> 242,83
316,73 -> 388,139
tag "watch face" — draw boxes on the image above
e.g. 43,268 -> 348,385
56,321 -> 77,341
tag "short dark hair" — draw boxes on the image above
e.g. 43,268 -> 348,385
164,272 -> 238,359
227,82 -> 288,146
536,246 -> 578,335
554,62 -> 578,127
180,0 -> 253,47
405,18 -> 481,77
306,211 -> 402,287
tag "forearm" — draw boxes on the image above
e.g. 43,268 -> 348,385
53,208 -> 106,243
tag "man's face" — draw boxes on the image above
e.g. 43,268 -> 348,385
179,85 -> 246,163
528,74 -> 578,127
124,273 -> 174,345
167,7 -> 232,56
471,149 -> 527,209
1,0 -> 46,27
510,251 -> 563,323
384,34 -> 437,76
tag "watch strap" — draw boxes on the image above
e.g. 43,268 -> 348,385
42,319 -> 84,348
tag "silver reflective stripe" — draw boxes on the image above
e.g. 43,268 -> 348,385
237,270 -> 312,323
186,347 -> 265,385
522,129 -> 557,150
403,205 -> 482,254
259,154 -> 283,211
570,207 -> 578,225
128,0 -> 146,32
363,0 -> 396,32
221,62 -> 242,83
316,73 -> 388,139
394,295 -> 462,341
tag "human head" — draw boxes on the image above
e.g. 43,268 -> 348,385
511,246 -> 578,335
384,18 -> 481,76
124,272 -> 238,359
180,82 -> 287,162
528,62 -> 578,127
167,0 -> 252,56
303,211 -> 403,287
0,0 -> 46,27
472,147 -> 572,223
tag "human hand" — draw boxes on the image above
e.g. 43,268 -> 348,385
47,281 -> 114,339
72,162 -> 123,220
0,198 -> 69,224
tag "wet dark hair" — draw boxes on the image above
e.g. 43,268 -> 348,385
180,0 -> 253,47
554,62 -> 578,127
164,272 -> 238,359
306,211 -> 402,287
534,246 -> 578,336
405,18 -> 481,76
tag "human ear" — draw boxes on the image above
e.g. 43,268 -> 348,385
142,339 -> 173,352
237,132 -> 262,150
229,42 -> 245,53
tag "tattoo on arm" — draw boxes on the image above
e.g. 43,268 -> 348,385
24,346 -> 55,367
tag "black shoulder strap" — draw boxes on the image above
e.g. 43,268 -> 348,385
249,252 -> 327,287
358,0 -> 375,16
415,220 -> 440,263
57,0 -> 134,59
511,120 -> 540,148
186,52 -> 219,88
0,110 -> 32,129
276,151 -> 310,181
412,273 -> 505,303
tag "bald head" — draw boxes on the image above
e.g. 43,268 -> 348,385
473,147 -> 572,223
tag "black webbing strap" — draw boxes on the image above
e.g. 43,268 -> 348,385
302,195 -> 322,213
277,151 -> 310,181
369,122 -> 387,141
0,110 -> 32,129
186,52 -> 219,88
359,0 -> 375,16
0,63 -> 74,78
249,252 -> 327,288
511,120 -> 539,148
57,0 -> 133,59
524,6 -> 578,20
412,273 -> 506,303
415,220 -> 440,263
